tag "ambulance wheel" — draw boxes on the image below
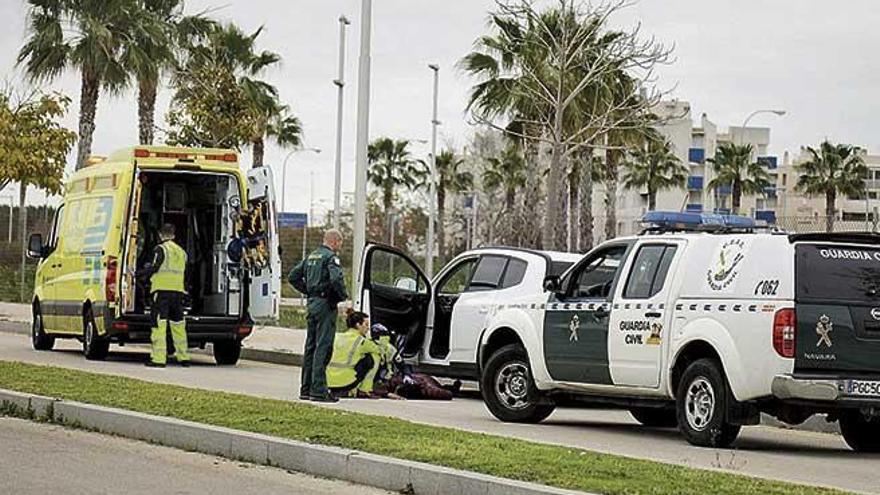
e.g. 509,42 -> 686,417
82,308 -> 109,361
676,358 -> 740,448
31,303 -> 54,351
213,339 -> 241,365
481,344 -> 555,423
630,407 -> 678,428
840,412 -> 880,452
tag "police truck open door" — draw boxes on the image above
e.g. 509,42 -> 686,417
357,244 -> 431,359
246,166 -> 281,320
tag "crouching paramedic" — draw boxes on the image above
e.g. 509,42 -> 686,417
327,311 -> 381,398
139,223 -> 190,368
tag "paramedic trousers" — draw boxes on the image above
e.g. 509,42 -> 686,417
329,354 -> 377,396
150,291 -> 189,365
300,300 -> 336,397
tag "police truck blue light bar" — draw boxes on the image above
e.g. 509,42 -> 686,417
641,211 -> 756,231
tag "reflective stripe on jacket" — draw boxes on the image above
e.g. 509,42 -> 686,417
150,241 -> 187,293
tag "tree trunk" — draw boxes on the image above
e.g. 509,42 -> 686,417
826,189 -> 836,233
604,149 -> 619,241
567,161 -> 580,252
75,70 -> 100,170
137,79 -> 157,145
521,137 -> 542,249
18,183 -> 27,303
543,141 -> 566,251
383,185 -> 394,243
437,182 -> 446,264
732,178 -> 742,214
252,137 -> 265,168
648,186 -> 656,211
579,149 -> 594,252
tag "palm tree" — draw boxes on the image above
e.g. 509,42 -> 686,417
367,138 -> 421,242
122,0 -> 215,145
19,0 -> 133,169
483,144 -> 527,246
795,141 -> 867,232
707,143 -> 772,214
623,133 -> 688,211
175,22 -> 285,164
434,150 -> 473,262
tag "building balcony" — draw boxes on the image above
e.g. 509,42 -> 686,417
763,185 -> 777,198
687,176 -> 704,190
758,156 -> 778,169
688,148 -> 706,164
716,185 -> 732,196
685,203 -> 703,213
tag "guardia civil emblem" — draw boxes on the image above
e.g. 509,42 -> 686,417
569,314 -> 580,342
816,314 -> 833,348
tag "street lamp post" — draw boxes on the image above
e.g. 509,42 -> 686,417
426,64 -> 440,279
352,0 -> 372,299
332,15 -> 350,230
280,147 -> 321,213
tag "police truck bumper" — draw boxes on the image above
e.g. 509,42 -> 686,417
772,374 -> 880,404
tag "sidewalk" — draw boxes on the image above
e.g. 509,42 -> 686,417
0,301 -> 307,364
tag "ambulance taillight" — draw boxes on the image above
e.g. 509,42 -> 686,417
105,257 -> 118,303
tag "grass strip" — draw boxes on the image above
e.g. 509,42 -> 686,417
0,360 -> 846,495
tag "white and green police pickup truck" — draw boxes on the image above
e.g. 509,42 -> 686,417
359,212 -> 880,451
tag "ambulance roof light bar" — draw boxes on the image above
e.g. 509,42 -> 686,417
640,211 -> 761,234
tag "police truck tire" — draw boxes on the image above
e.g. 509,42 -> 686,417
676,358 -> 740,448
839,412 -> 880,452
630,407 -> 678,428
82,308 -> 109,361
481,344 -> 555,423
213,340 -> 242,365
31,303 -> 54,351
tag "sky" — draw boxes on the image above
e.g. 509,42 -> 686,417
3,0 -> 880,216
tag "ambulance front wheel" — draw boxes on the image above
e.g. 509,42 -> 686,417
676,358 -> 740,448
213,339 -> 241,365
31,302 -> 55,351
481,344 -> 555,423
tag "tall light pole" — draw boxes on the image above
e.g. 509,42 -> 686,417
332,15 -> 350,230
352,0 -> 372,298
280,147 -> 321,213
426,63 -> 440,279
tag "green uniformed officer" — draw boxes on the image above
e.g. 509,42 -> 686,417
289,229 -> 348,402
327,311 -> 381,398
139,223 -> 190,368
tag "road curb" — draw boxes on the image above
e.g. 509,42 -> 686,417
0,388 -> 591,495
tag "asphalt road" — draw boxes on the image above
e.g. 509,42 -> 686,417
0,416 -> 391,495
0,332 -> 877,494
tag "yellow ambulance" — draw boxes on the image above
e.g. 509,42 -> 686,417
27,146 -> 280,365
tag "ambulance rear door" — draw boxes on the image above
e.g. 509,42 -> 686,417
245,166 -> 281,320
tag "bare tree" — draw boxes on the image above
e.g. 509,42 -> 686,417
465,0 -> 672,250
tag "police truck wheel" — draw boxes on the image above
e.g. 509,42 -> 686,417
481,344 -> 555,423
676,358 -> 740,447
630,407 -> 678,428
839,412 -> 880,452
31,303 -> 54,351
82,308 -> 109,361
213,340 -> 242,365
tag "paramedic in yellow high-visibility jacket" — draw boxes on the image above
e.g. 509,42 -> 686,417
326,311 -> 381,398
138,223 -> 190,368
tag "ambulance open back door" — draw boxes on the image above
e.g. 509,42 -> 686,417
246,166 -> 281,320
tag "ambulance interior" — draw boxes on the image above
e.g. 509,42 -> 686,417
132,171 -> 246,317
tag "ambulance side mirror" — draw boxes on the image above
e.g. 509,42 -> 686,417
27,233 -> 45,259
543,275 -> 561,294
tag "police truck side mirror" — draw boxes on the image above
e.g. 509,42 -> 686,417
543,275 -> 561,293
27,233 -> 45,259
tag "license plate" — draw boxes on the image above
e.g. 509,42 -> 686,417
844,380 -> 880,397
